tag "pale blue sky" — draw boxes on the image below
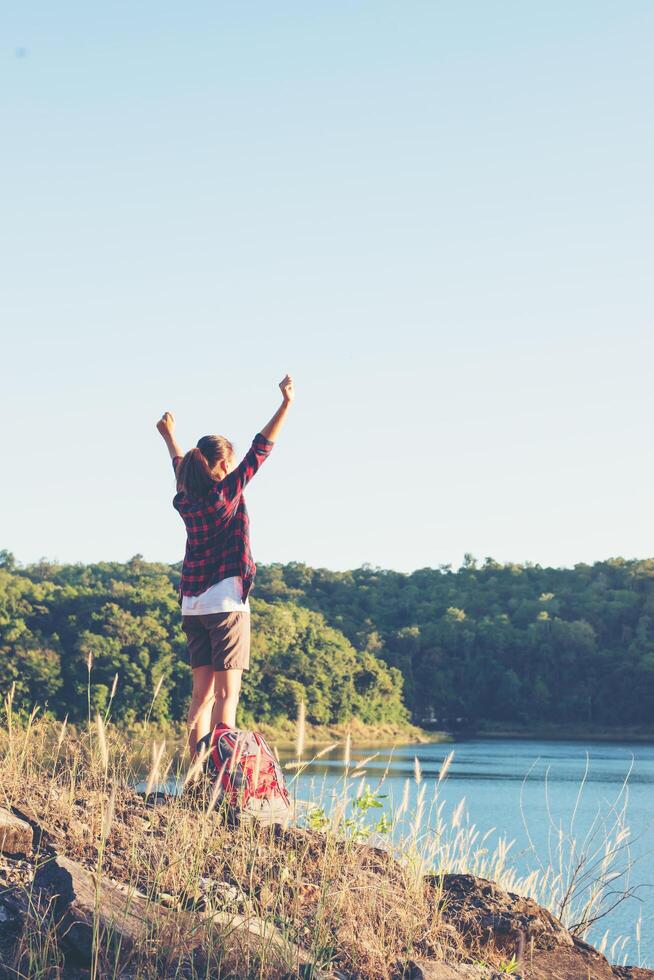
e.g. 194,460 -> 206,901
2,1 -> 653,573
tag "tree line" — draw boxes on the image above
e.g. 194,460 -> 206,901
1,550 -> 653,730
0,551 -> 407,728
254,555 -> 654,729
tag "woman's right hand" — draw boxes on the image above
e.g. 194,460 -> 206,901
279,375 -> 294,404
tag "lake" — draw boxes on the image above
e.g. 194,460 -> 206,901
277,738 -> 654,968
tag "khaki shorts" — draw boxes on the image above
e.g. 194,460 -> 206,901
182,612 -> 251,671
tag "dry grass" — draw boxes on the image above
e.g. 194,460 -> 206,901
0,709 -> 464,979
0,689 -> 641,977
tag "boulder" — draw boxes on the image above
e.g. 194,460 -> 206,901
33,853 -> 320,976
426,873 -> 654,980
428,873 -> 572,956
34,853 -> 166,965
0,807 -> 33,856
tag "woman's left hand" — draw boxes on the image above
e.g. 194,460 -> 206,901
156,411 -> 176,437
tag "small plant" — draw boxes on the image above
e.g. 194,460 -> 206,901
340,785 -> 388,841
305,785 -> 389,840
374,812 -> 392,834
353,785 -> 386,814
497,953 -> 520,974
306,805 -> 330,832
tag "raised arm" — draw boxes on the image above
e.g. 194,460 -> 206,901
221,375 -> 295,501
260,374 -> 294,442
156,411 -> 184,464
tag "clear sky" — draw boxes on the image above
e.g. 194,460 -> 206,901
2,1 -> 653,573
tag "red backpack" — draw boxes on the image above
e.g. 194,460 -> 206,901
197,724 -> 291,819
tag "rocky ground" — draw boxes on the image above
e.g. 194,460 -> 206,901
1,794 -> 652,980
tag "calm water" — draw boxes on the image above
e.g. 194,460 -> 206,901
278,738 -> 654,968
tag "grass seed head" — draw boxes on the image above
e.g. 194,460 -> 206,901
295,700 -> 306,760
438,750 -> 455,784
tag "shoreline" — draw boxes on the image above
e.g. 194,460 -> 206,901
466,726 -> 654,743
131,719 -> 453,755
136,718 -> 654,752
254,717 -> 452,748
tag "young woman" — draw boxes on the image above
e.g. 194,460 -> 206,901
156,375 -> 294,757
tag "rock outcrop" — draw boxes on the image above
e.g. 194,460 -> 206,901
0,807 -> 33,858
427,873 -> 652,980
2,848 -> 320,978
1,796 -> 651,979
33,853 -> 170,963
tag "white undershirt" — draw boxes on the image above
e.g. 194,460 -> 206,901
181,576 -> 250,615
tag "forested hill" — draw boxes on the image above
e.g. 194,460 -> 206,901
1,551 -> 653,732
0,552 -> 407,729
255,557 -> 654,729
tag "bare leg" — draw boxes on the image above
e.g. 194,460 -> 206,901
211,670 -> 243,730
187,665 -> 214,759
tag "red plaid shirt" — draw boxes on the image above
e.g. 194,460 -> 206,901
172,433 -> 273,601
